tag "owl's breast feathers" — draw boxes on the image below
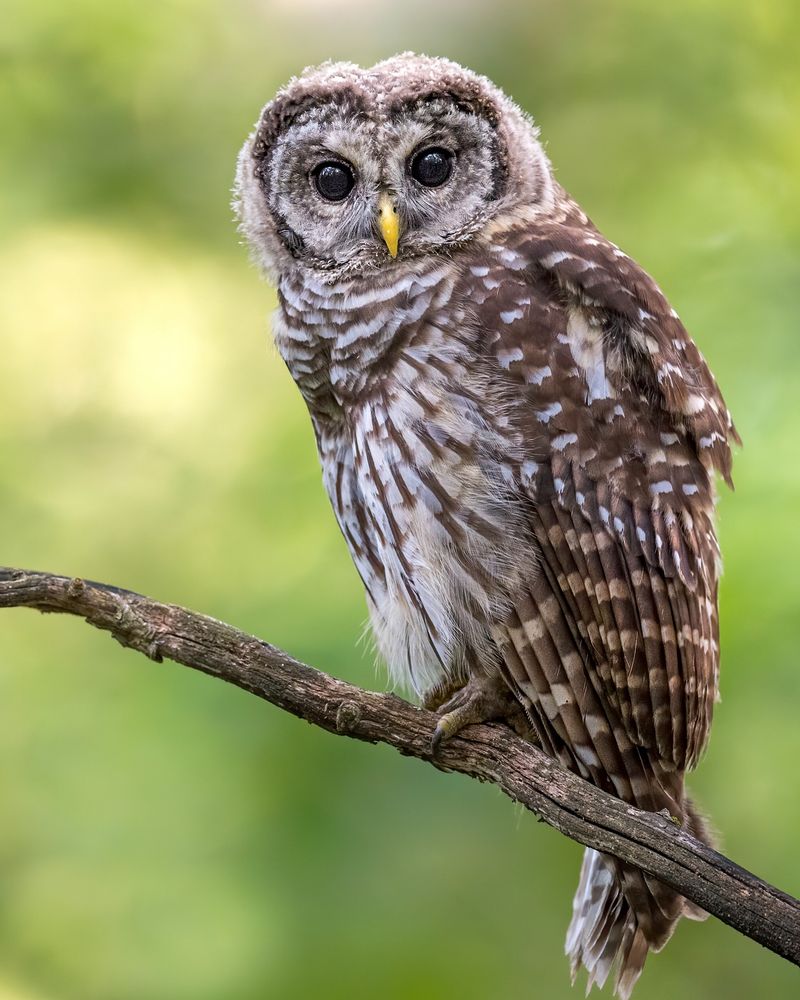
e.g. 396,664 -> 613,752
276,260 -> 535,696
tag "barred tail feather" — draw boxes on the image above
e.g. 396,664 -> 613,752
566,849 -> 651,1000
566,800 -> 713,998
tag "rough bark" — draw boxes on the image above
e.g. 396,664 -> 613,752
1,566 -> 798,967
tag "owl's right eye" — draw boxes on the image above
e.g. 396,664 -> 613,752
311,161 -> 355,202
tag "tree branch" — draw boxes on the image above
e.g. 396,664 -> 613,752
1,566 -> 798,966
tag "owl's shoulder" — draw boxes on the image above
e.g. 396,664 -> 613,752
462,212 -> 736,479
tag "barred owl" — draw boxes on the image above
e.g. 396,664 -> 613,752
235,54 -> 737,998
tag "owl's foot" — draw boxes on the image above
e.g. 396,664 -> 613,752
425,673 -> 534,753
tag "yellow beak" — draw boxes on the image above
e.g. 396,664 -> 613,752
377,193 -> 399,258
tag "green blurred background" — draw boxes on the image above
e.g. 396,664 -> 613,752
1,1 -> 798,997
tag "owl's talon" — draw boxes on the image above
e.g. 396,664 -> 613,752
429,673 -> 532,754
430,701 -> 483,753
431,718 -> 451,753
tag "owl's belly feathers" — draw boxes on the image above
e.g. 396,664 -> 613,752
344,355 -> 534,697
349,387 -> 478,695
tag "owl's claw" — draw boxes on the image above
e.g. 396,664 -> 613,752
431,713 -> 465,752
427,673 -> 535,754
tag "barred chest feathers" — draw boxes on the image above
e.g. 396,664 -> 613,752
274,263 -> 533,696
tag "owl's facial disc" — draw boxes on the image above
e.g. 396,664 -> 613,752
261,97 -> 507,275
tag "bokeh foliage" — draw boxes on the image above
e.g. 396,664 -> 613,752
1,1 -> 799,997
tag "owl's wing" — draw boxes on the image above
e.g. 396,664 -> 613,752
478,219 -> 737,772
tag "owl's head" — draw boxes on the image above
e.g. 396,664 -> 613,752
235,54 -> 554,282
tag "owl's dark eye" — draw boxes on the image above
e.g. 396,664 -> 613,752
410,147 -> 454,188
312,161 -> 355,202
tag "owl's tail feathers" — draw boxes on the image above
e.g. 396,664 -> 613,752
565,798 -> 714,999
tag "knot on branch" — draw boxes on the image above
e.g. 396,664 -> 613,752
336,699 -> 362,733
109,599 -> 164,662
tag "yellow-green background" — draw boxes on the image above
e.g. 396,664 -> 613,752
1,1 -> 798,998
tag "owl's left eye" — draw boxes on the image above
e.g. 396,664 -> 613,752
311,161 -> 355,202
409,147 -> 454,188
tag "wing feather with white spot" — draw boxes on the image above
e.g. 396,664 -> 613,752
471,218 -> 736,771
